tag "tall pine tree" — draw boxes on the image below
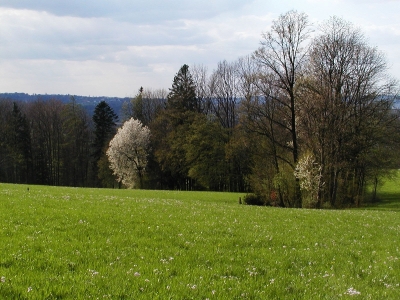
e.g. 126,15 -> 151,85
151,64 -> 200,190
166,64 -> 199,124
92,101 -> 118,187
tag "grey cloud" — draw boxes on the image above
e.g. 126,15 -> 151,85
2,0 -> 398,97
0,9 -> 216,62
0,0 -> 253,23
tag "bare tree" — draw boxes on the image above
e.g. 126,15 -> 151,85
209,60 -> 240,130
236,55 -> 259,102
191,64 -> 213,115
139,88 -> 167,126
122,88 -> 167,126
253,10 -> 312,207
61,97 -> 92,187
298,16 -> 399,207
27,99 -> 64,185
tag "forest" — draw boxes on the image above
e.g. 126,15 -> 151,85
1,11 -> 399,208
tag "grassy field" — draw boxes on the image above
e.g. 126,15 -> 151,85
363,171 -> 400,211
0,184 -> 399,299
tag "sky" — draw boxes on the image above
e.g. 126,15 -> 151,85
0,0 -> 399,97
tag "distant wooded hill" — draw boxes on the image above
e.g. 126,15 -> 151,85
0,92 -> 130,117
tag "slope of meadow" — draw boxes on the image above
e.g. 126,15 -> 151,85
364,171 -> 400,211
0,184 -> 399,299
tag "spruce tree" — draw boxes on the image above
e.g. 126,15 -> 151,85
92,101 -> 118,186
151,64 -> 200,189
167,64 -> 198,116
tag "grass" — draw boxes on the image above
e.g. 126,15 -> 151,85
0,184 -> 399,299
363,171 -> 400,211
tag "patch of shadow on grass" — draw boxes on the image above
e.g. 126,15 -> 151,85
363,192 -> 400,211
0,260 -> 13,268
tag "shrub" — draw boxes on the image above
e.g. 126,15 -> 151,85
243,193 -> 265,206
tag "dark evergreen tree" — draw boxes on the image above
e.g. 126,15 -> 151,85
167,64 -> 198,120
0,101 -> 32,183
151,64 -> 200,190
92,101 -> 118,187
132,87 -> 144,124
7,102 -> 32,183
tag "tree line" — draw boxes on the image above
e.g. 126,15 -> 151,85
1,11 -> 399,208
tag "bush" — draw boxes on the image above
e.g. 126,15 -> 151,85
243,193 -> 265,206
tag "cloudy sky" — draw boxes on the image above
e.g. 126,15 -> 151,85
0,0 -> 399,97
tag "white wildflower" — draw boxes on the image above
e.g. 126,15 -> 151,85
345,287 -> 361,295
88,269 -> 99,276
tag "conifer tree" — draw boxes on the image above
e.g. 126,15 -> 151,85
167,64 -> 198,119
7,102 -> 32,183
152,64 -> 199,189
92,101 -> 118,186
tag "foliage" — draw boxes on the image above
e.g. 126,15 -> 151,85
0,11 -> 399,206
297,16 -> 399,207
151,64 -> 200,190
167,64 -> 198,115
91,101 -> 118,187
28,99 -> 66,185
272,167 -> 298,207
252,10 -> 312,207
61,97 -> 92,187
242,12 -> 399,207
92,101 -> 118,161
107,118 -> 150,188
184,115 -> 229,190
0,184 -> 399,298
4,102 -> 32,183
243,193 -> 265,206
97,154 -> 117,188
132,87 -> 144,123
150,110 -> 191,189
294,153 -> 324,208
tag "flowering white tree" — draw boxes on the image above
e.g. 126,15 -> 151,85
107,118 -> 150,188
294,153 -> 323,208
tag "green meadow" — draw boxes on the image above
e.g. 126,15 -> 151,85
0,181 -> 399,299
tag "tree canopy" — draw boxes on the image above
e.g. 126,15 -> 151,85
1,11 -> 399,209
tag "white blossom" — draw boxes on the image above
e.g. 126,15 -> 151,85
294,153 -> 324,207
107,118 -> 150,188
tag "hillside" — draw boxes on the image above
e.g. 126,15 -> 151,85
0,184 -> 399,298
0,92 -> 130,117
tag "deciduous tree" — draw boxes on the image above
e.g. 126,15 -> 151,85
61,97 -> 92,186
298,16 -> 399,207
107,118 -> 150,188
28,99 -> 64,185
252,10 -> 312,207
